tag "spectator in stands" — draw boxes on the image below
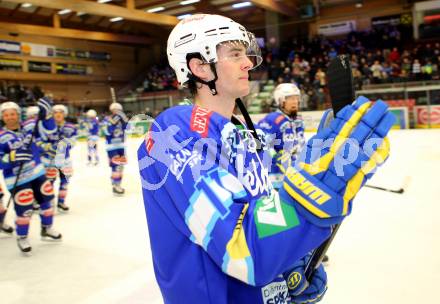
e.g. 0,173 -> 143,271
412,59 -> 421,81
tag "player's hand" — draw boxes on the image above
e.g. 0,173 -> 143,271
284,254 -> 327,304
37,97 -> 53,119
279,96 -> 395,227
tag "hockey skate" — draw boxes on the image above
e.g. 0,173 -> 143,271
112,184 -> 125,196
41,226 -> 62,241
57,203 -> 70,212
1,223 -> 14,234
17,237 -> 32,253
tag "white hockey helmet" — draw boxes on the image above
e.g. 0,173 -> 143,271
26,106 -> 39,118
0,101 -> 21,118
86,109 -> 97,118
273,83 -> 301,108
167,14 -> 262,87
53,104 -> 68,116
109,102 -> 123,112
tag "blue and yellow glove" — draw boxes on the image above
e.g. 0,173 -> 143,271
284,254 -> 327,304
279,96 -> 395,227
37,97 -> 53,119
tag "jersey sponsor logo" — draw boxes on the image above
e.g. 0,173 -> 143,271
261,277 -> 291,304
169,148 -> 203,180
286,271 -> 302,290
145,131 -> 154,153
14,189 -> 34,206
238,158 -> 271,197
190,106 -> 212,138
46,167 -> 58,179
40,180 -> 54,196
275,115 -> 285,125
285,168 -> 331,205
254,192 -> 299,238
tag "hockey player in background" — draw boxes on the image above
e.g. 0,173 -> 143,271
258,83 -> 305,189
258,83 -> 330,265
102,102 -> 128,195
138,14 -> 394,304
85,109 -> 100,166
25,106 -> 39,120
38,105 -> 77,212
0,184 -> 14,234
0,99 -> 62,253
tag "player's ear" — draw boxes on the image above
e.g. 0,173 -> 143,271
188,58 -> 211,81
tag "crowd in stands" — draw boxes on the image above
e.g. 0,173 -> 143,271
137,24 -> 440,111
265,25 -> 440,110
0,82 -> 44,107
140,65 -> 178,92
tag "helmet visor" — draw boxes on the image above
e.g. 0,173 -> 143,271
215,32 -> 262,70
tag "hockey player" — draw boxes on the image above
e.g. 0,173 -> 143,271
0,99 -> 62,253
0,184 -> 14,234
39,105 -> 77,212
258,83 -> 305,189
25,106 -> 39,120
138,14 -> 394,304
85,109 -> 100,165
102,102 -> 128,195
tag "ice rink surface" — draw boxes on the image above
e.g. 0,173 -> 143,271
1,129 -> 439,304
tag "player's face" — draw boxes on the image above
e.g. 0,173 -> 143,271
54,111 -> 65,123
283,95 -> 299,114
2,109 -> 20,128
215,42 -> 254,98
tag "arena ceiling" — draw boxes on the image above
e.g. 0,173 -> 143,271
0,0 -> 299,44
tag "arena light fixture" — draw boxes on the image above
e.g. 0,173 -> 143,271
180,0 -> 200,5
21,3 -> 32,8
232,2 -> 252,9
110,16 -> 124,22
177,13 -> 192,20
147,7 -> 165,13
58,9 -> 72,15
98,0 -> 113,3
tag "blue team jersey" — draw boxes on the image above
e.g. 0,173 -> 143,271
102,114 -> 127,151
39,122 -> 77,162
138,105 -> 330,304
0,118 -> 56,189
258,111 -> 305,189
86,117 -> 100,140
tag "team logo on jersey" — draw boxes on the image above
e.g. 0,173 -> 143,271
286,272 -> 302,290
254,192 -> 299,239
14,189 -> 34,206
40,180 -> 54,196
190,106 -> 212,138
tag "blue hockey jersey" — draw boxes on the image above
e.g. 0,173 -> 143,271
102,113 -> 127,151
0,117 -> 56,190
85,117 -> 100,140
138,105 -> 330,304
39,121 -> 77,160
257,111 -> 305,189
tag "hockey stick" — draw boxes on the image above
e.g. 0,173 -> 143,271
305,55 -> 355,281
365,184 -> 404,194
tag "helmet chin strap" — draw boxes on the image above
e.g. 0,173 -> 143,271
235,98 -> 262,151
